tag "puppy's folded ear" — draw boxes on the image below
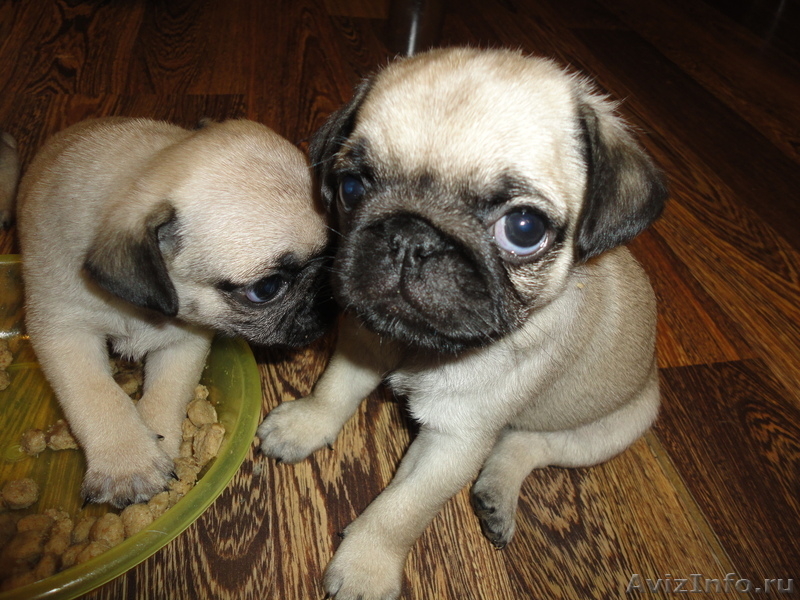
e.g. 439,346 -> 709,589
574,92 -> 668,262
84,202 -> 180,317
309,80 -> 372,208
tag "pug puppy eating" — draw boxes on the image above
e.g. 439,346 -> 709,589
17,117 -> 331,508
258,48 -> 667,599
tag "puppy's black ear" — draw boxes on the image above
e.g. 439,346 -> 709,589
574,95 -> 668,262
309,80 -> 372,209
84,202 -> 180,317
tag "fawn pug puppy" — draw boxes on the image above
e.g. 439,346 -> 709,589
17,117 -> 332,508
259,48 -> 667,599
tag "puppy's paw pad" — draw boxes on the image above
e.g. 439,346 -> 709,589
258,398 -> 339,464
82,451 -> 175,508
323,537 -> 403,600
470,487 -> 517,549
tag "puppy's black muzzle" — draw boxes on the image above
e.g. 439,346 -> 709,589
335,213 -> 512,353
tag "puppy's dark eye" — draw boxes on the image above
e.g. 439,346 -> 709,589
493,209 -> 549,257
338,175 -> 365,211
244,275 -> 285,303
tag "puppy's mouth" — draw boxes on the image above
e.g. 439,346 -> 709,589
335,214 -> 513,352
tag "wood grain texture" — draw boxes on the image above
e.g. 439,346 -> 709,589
656,361 -> 800,584
1,0 -> 799,597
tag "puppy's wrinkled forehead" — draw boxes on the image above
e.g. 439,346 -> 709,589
350,50 -> 585,196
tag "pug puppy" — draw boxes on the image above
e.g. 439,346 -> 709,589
0,131 -> 19,229
258,47 -> 667,599
17,117 -> 332,508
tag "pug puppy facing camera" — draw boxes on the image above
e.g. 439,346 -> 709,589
17,117 -> 332,508
258,47 -> 667,599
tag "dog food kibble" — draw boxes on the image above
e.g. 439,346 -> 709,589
70,515 -> 95,544
193,422 -> 225,465
19,428 -> 47,457
0,383 -> 224,590
187,397 -> 217,426
76,540 -> 111,564
46,419 -> 79,451
120,503 -> 153,537
1,478 -> 39,510
89,513 -> 125,548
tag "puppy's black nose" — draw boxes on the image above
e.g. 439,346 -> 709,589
384,214 -> 452,267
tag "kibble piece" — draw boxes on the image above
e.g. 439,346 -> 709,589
1,478 -> 39,510
193,422 -> 225,466
187,398 -> 217,427
89,513 -> 124,548
52,517 -> 73,538
19,429 -> 47,457
60,542 -> 88,569
113,371 -> 142,397
194,384 -> 209,401
166,490 -> 181,509
71,515 -> 96,544
33,552 -> 60,579
120,503 -> 153,537
44,532 -> 71,555
181,418 -> 199,440
147,491 -> 171,519
1,529 -> 46,564
179,439 -> 194,458
76,540 -> 111,564
16,514 -> 53,534
44,508 -> 72,530
46,420 -> 78,451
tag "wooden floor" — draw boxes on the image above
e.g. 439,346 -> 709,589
1,0 -> 799,598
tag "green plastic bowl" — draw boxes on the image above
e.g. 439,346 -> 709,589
0,254 -> 262,599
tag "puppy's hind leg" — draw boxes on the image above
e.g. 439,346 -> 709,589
472,379 -> 659,548
471,429 -> 553,549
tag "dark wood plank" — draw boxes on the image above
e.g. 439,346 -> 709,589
596,0 -> 800,165
628,230 -> 756,368
656,360 -> 800,585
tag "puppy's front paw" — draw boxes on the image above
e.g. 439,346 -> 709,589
323,532 -> 405,600
82,437 -> 175,508
470,480 -> 518,549
258,397 -> 341,464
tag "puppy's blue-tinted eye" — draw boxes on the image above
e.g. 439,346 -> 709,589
245,275 -> 285,303
493,209 -> 549,256
338,175 -> 365,210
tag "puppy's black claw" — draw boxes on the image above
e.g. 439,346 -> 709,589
336,530 -> 346,539
170,471 -> 179,481
156,434 -> 165,440
274,457 -> 283,465
327,443 -> 334,451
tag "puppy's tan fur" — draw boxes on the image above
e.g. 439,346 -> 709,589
18,117 -> 328,507
259,48 -> 666,599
